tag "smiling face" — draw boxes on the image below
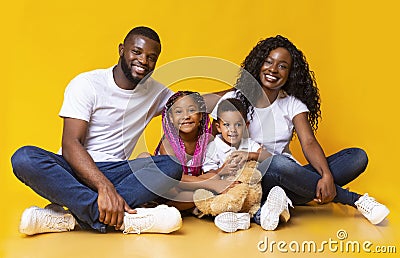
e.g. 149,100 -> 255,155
118,34 -> 161,85
216,110 -> 247,149
259,47 -> 292,94
169,95 -> 202,135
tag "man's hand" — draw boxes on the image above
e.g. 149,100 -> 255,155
315,175 -> 336,204
97,184 -> 136,230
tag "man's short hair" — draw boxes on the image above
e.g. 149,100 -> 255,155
124,26 -> 161,44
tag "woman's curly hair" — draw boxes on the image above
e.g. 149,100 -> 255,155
235,35 -> 321,132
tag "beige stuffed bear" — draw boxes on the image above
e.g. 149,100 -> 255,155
193,160 -> 262,217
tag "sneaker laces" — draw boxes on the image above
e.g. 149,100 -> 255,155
287,197 -> 294,208
42,213 -> 73,231
357,194 -> 379,214
123,214 -> 155,234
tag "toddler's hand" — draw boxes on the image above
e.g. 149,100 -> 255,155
228,151 -> 248,168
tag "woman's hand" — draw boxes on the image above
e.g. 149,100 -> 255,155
315,175 -> 336,204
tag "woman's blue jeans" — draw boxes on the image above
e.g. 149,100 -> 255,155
253,148 -> 368,224
11,146 -> 182,233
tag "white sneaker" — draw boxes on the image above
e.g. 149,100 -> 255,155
19,204 -> 76,235
122,205 -> 182,234
260,186 -> 293,231
214,212 -> 250,233
355,193 -> 390,225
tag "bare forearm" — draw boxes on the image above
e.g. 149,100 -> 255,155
302,140 -> 332,177
178,175 -> 221,192
62,139 -> 113,191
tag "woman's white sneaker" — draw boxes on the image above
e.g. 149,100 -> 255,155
122,205 -> 182,234
19,204 -> 76,235
260,186 -> 293,231
214,212 -> 250,233
354,193 -> 390,225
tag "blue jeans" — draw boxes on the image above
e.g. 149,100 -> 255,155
11,146 -> 182,233
253,148 -> 367,224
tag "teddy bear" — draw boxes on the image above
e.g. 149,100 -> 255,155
193,160 -> 262,217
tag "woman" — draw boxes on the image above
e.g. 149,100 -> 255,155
208,35 -> 389,231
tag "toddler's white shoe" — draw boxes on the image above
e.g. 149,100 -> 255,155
354,193 -> 390,225
260,186 -> 293,231
122,205 -> 182,234
19,204 -> 76,235
214,212 -> 250,233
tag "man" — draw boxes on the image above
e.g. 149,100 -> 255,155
11,26 -> 183,235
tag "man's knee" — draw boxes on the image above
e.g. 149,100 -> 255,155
11,146 -> 39,177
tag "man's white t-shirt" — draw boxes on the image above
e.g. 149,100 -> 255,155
210,91 -> 309,159
59,66 -> 173,162
202,134 -> 261,172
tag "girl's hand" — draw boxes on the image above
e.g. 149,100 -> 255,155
314,175 -> 336,204
213,180 -> 241,194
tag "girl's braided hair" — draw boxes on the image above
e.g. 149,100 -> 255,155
156,91 -> 211,176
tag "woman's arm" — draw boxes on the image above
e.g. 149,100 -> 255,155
202,89 -> 232,113
293,112 -> 336,204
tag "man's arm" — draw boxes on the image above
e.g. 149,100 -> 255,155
61,118 -> 135,230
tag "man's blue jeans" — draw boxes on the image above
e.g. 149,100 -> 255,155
253,148 -> 368,224
11,146 -> 182,233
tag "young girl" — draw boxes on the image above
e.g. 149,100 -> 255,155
209,35 -> 389,230
157,91 -> 237,211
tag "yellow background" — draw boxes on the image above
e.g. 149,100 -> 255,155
1,0 -> 399,254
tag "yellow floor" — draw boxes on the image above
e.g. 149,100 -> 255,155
1,198 -> 398,258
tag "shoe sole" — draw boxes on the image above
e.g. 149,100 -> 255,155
261,186 -> 289,230
214,212 -> 250,233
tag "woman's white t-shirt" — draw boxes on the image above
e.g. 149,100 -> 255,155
210,91 -> 309,158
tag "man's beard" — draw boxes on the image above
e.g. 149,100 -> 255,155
121,55 -> 142,85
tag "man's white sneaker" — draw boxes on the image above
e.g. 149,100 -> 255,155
214,212 -> 250,233
355,193 -> 390,225
260,186 -> 293,231
122,205 -> 182,234
19,204 -> 76,235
